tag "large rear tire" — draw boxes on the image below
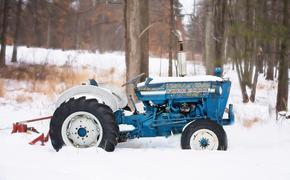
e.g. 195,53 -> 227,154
50,97 -> 119,152
181,119 -> 228,150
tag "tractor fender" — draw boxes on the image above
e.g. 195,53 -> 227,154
182,120 -> 196,132
56,85 -> 127,112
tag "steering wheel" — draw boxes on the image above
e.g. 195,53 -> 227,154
122,73 -> 145,87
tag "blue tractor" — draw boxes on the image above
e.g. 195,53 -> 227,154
49,69 -> 234,152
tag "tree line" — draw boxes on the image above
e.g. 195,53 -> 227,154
0,0 -> 184,102
187,0 -> 289,113
0,0 -> 183,65
0,0 -> 289,113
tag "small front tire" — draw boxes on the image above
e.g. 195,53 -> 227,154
181,119 -> 228,150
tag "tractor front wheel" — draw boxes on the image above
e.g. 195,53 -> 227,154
49,97 -> 119,152
181,119 -> 228,150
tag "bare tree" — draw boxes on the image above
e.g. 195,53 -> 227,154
12,0 -> 23,63
0,0 -> 9,68
31,0 -> 42,47
276,0 -> 289,113
265,0 -> 276,81
124,0 -> 149,98
139,0 -> 149,81
168,0 -> 174,76
212,0 -> 227,68
204,0 -> 215,74
228,0 -> 250,102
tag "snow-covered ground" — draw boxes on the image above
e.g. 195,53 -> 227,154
0,46 -> 290,180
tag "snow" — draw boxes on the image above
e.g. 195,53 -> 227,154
137,75 -> 223,87
140,90 -> 166,95
4,46 -> 203,77
1,124 -> 290,180
1,46 -> 290,180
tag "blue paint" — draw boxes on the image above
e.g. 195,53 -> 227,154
114,73 -> 234,139
214,67 -> 223,77
199,137 -> 209,148
78,128 -> 87,137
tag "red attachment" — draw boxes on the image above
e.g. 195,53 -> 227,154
27,127 -> 40,133
18,116 -> 52,124
7,115 -> 52,145
11,123 -> 40,134
29,132 -> 50,146
11,123 -> 28,133
10,116 -> 52,134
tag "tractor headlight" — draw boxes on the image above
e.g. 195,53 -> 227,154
218,87 -> 223,95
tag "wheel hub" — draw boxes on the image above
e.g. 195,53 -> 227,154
189,129 -> 219,150
77,127 -> 87,137
199,137 -> 209,148
61,111 -> 103,148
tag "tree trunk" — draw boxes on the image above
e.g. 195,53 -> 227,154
0,0 -> 9,68
11,0 -> 23,63
235,55 -> 249,103
265,43 -> 274,80
276,0 -> 288,113
46,15 -> 51,48
75,13 -> 80,49
274,39 -> 280,79
204,2 -> 215,74
124,0 -> 149,100
229,7 -> 249,103
32,0 -> 42,47
213,0 -> 226,68
250,49 -> 262,102
139,0 -> 149,81
243,0 -> 255,88
168,0 -> 174,77
0,0 -> 4,41
265,0 -> 276,80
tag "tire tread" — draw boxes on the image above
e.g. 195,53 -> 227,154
50,97 -> 119,152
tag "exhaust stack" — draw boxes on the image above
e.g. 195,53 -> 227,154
173,30 -> 187,77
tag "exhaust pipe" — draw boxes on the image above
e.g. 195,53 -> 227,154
173,30 -> 187,77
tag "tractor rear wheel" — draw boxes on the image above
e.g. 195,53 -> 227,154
50,97 -> 119,152
181,119 -> 228,150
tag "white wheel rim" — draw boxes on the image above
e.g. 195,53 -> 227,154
61,111 -> 103,148
189,129 -> 219,150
